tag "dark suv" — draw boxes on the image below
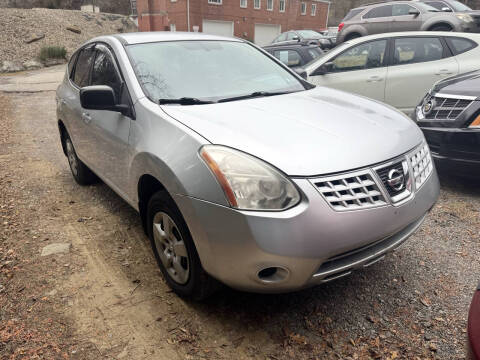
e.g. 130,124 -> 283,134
337,0 -> 480,43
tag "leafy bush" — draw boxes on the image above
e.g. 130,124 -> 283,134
39,46 -> 67,61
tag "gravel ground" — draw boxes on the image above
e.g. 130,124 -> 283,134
0,8 -> 136,65
0,68 -> 479,359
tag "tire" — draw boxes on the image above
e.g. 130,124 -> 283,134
64,136 -> 97,185
430,24 -> 452,31
147,190 -> 219,300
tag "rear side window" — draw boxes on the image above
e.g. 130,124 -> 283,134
363,5 -> 392,18
343,8 -> 364,21
447,37 -> 477,55
273,49 -> 302,67
73,48 -> 95,88
393,37 -> 444,65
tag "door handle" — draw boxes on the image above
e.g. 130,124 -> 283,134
82,112 -> 92,124
367,76 -> 383,82
435,69 -> 453,75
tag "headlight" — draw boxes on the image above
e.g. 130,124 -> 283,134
456,13 -> 474,22
470,115 -> 480,128
200,145 -> 301,210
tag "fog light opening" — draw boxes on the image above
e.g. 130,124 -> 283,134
257,266 -> 289,283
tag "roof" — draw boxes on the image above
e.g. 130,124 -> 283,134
342,31 -> 480,45
112,31 -> 244,45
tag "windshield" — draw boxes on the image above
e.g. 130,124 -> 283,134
297,30 -> 322,38
448,0 -> 472,11
127,41 -> 306,102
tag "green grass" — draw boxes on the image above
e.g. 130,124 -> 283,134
39,46 -> 67,62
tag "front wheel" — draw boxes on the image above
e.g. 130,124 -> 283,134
147,191 -> 219,300
429,24 -> 453,31
65,136 -> 97,185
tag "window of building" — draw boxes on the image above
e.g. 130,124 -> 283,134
301,2 -> 306,15
267,0 -> 273,10
171,0 -> 177,2
240,0 -> 247,8
254,0 -> 260,9
208,0 -> 222,4
279,0 -> 285,12
170,23 -> 176,31
311,3 -> 316,15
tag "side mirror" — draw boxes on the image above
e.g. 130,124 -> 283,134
312,62 -> 333,76
441,6 -> 452,11
80,85 -> 130,116
292,35 -> 300,42
293,67 -> 308,80
408,9 -> 421,16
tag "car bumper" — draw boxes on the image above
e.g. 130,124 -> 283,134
174,168 -> 439,293
421,127 -> 480,178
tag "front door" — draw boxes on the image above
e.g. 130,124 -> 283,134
390,3 -> 423,31
308,39 -> 388,103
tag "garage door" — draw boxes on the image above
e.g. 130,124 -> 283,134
254,24 -> 281,46
202,20 -> 234,37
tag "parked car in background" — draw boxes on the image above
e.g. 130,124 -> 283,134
271,30 -> 336,49
337,0 -> 480,44
57,32 -> 439,300
263,43 -> 324,69
414,69 -> 480,178
421,0 -> 478,14
468,282 -> 480,359
304,32 -> 480,115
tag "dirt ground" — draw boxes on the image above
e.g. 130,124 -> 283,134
0,67 -> 479,360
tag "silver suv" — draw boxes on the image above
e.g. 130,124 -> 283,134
337,0 -> 480,43
56,32 -> 439,299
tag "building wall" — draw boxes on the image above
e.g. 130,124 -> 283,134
137,0 -> 330,41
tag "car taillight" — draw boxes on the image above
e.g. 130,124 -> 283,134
338,22 -> 345,32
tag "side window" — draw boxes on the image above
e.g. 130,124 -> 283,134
286,32 -> 297,40
73,48 -> 95,87
308,48 -> 323,60
90,48 -> 122,100
331,40 -> 387,72
273,50 -> 302,67
392,4 -> 416,16
275,33 -> 287,42
343,8 -> 364,21
67,51 -> 78,78
393,37 -> 444,65
363,5 -> 392,19
447,37 -> 477,55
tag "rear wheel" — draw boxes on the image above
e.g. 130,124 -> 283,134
65,136 -> 97,185
147,190 -> 219,300
430,24 -> 453,31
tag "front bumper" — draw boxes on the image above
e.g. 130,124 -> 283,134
174,162 -> 439,293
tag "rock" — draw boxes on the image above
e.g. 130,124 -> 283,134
23,60 -> 42,70
66,26 -> 81,34
43,58 -> 66,67
428,342 -> 438,352
1,61 -> 24,73
24,34 -> 45,44
41,243 -> 71,256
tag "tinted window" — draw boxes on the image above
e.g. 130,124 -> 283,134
91,49 -> 122,100
392,4 -> 416,16
331,40 -> 387,72
68,51 -> 78,78
448,37 -> 477,54
394,37 -> 444,65
73,48 -> 95,87
273,50 -> 302,67
424,1 -> 449,10
363,5 -> 392,18
343,8 -> 364,21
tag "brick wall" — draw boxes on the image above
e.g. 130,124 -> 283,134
137,0 -> 330,41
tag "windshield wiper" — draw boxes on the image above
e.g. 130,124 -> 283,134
217,91 -> 297,103
159,97 -> 215,105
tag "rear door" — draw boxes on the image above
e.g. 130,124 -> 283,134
385,36 -> 458,114
390,4 -> 423,31
309,39 -> 388,102
362,5 -> 393,34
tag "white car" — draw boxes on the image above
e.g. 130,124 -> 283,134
305,31 -> 480,115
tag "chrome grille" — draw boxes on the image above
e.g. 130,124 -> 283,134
410,143 -> 433,189
425,96 -> 472,120
311,171 -> 387,211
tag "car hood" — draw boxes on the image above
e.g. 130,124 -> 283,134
161,87 -> 423,176
433,70 -> 480,98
